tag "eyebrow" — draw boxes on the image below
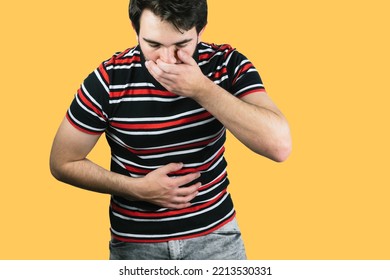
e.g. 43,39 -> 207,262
142,37 -> 193,46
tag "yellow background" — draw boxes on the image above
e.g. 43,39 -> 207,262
1,0 -> 389,259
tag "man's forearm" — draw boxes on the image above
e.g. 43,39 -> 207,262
51,157 -> 137,198
194,79 -> 291,162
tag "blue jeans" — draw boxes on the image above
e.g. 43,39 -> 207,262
109,218 -> 246,260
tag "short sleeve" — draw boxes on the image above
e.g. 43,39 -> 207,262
227,51 -> 266,98
66,63 -> 110,135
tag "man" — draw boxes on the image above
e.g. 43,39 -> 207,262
50,0 -> 291,260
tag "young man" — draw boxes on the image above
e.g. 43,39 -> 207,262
50,0 -> 291,259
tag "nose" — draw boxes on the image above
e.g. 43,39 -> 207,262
160,47 -> 178,64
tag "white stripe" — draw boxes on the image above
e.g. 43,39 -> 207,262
235,68 -> 258,83
94,69 -> 109,93
112,154 -> 161,169
110,107 -> 205,122
116,160 -> 224,179
110,117 -> 215,135
123,49 -> 140,57
111,207 -> 234,238
194,184 -> 228,204
106,64 -> 142,70
140,147 -> 205,159
198,44 -> 214,53
75,95 -> 106,122
109,82 -> 155,90
80,84 -> 108,119
200,154 -> 225,172
184,146 -> 225,168
206,64 -> 225,78
111,156 -> 127,169
111,157 -> 143,179
112,192 -> 230,223
198,51 -> 227,66
198,169 -> 228,196
234,83 -> 264,96
199,177 -> 227,196
112,157 -> 226,185
106,127 -> 224,160
137,128 -> 224,159
212,75 -> 229,85
112,185 -> 227,214
109,96 -> 185,103
225,49 -> 235,66
127,173 -> 143,178
116,127 -> 223,151
68,109 -> 104,132
233,59 -> 250,76
112,144 -> 224,171
112,197 -> 169,213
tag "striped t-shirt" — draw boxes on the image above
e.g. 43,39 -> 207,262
66,42 -> 265,242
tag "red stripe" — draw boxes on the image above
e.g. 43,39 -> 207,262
110,88 -> 177,98
66,114 -> 102,135
212,67 -> 228,79
233,63 -> 254,84
170,147 -> 225,175
131,139 -> 209,155
77,89 -> 105,119
110,214 -> 235,243
105,54 -> 141,66
223,48 -> 235,59
121,138 -> 219,156
111,189 -> 227,218
239,88 -> 266,98
123,147 -> 224,175
111,111 -> 212,130
98,63 -> 110,85
123,164 -> 150,175
129,132 -> 222,155
211,43 -> 232,53
199,45 -> 233,61
115,49 -> 137,60
199,53 -> 212,60
114,56 -> 141,65
198,171 -> 227,191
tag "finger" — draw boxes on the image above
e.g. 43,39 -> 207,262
176,182 -> 201,196
156,59 -> 181,75
174,172 -> 201,187
177,50 -> 197,66
158,162 -> 184,175
171,188 -> 199,205
166,202 -> 192,210
146,60 -> 176,86
145,60 -> 164,76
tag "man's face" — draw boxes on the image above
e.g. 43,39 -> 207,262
137,9 -> 202,64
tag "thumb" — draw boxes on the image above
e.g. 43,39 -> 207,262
177,50 -> 197,66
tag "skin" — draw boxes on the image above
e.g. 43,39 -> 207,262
50,9 -> 292,210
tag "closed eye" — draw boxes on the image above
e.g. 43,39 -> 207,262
149,43 -> 161,48
176,43 -> 188,48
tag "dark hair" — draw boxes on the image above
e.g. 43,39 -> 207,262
129,0 -> 207,34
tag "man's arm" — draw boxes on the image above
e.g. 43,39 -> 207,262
49,117 -> 201,209
195,87 -> 291,162
145,50 -> 292,162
